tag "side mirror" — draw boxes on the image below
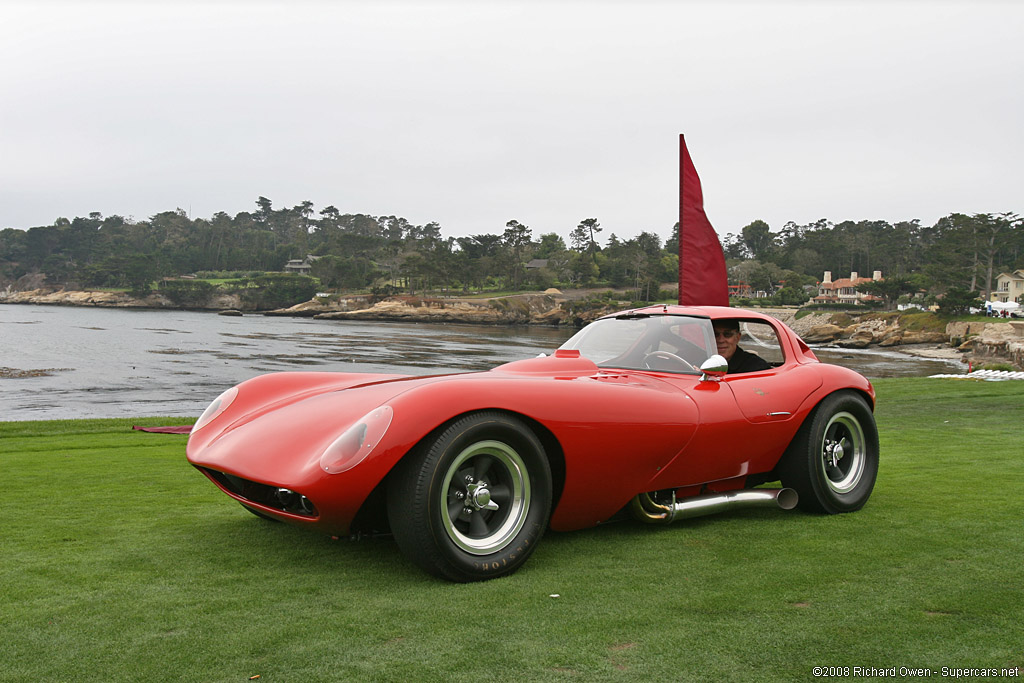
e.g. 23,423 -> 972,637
699,354 -> 728,382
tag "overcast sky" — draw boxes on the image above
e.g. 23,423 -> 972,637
2,1 -> 1021,244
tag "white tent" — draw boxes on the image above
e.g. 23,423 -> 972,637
989,300 -> 1020,312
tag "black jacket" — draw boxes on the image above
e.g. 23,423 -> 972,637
728,347 -> 771,374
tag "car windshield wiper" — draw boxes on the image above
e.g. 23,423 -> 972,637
613,312 -> 656,320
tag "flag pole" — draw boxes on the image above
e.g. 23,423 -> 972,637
678,135 -> 686,305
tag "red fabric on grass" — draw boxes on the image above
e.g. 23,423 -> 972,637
132,425 -> 193,434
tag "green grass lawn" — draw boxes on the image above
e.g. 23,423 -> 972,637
2,379 -> 1022,682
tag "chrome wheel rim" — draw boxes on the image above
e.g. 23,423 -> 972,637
440,440 -> 530,555
820,411 -> 866,494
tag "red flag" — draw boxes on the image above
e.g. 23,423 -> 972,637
678,135 -> 729,306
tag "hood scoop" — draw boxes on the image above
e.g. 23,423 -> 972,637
491,349 -> 599,376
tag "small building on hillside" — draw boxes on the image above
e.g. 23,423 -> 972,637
813,271 -> 883,305
283,255 -> 321,275
728,281 -> 753,298
991,269 -> 1024,303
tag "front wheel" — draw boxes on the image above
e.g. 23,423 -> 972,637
387,412 -> 552,582
779,391 -> 879,514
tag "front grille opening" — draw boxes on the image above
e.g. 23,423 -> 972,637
200,468 -> 318,518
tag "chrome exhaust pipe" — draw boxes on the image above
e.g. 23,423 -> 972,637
630,488 -> 798,524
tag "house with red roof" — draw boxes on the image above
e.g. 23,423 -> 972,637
813,271 -> 883,305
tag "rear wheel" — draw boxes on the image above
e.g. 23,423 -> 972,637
387,412 -> 551,582
779,391 -> 879,514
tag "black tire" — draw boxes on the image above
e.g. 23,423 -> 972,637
779,391 -> 879,514
387,412 -> 552,582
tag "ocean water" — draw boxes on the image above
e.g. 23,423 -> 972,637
0,304 -> 964,421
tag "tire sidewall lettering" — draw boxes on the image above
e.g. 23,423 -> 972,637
411,413 -> 552,581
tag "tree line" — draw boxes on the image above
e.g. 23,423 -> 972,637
0,198 -> 677,299
1,197 -> 1021,306
723,213 -> 1022,309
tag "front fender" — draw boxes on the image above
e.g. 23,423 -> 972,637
366,372 -> 701,531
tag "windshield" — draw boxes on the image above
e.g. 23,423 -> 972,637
559,314 -> 716,374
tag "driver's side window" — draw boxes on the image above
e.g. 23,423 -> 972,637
735,321 -> 785,367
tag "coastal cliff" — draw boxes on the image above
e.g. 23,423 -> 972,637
949,321 -> 1024,369
269,292 -> 584,325
0,286 -> 249,311
786,311 -> 1023,370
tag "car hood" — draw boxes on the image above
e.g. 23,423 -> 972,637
186,351 -> 613,477
186,371 -> 435,480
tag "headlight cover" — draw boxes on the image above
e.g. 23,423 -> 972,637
320,406 -> 394,474
192,386 -> 239,433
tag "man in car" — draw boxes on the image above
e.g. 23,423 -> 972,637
712,320 -> 771,374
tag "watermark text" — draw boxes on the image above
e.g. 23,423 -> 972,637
811,666 -> 1020,678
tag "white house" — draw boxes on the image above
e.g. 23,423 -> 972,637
991,269 -> 1024,303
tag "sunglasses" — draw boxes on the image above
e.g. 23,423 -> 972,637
713,328 -> 739,339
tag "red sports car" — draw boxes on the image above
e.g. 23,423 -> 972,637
186,305 -> 879,581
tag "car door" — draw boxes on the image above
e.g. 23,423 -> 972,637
645,319 -> 822,489
717,320 -> 822,475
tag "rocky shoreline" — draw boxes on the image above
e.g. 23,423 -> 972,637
268,292 -> 572,326
3,286 -> 1021,369
0,286 -> 249,311
785,312 -> 1023,370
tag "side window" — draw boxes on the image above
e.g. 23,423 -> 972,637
573,319 -> 649,364
738,321 -> 785,366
